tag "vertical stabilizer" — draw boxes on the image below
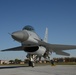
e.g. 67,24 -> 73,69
44,27 -> 48,42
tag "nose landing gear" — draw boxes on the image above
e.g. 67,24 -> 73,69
26,54 -> 35,67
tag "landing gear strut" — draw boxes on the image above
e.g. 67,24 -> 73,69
28,60 -> 34,67
26,54 -> 35,67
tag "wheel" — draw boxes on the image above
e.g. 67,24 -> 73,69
31,62 -> 35,67
28,60 -> 31,66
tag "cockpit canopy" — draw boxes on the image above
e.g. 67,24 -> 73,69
22,25 -> 35,32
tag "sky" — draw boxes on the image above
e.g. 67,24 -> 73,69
0,0 -> 76,60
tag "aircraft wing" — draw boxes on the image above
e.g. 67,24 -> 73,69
1,39 -> 76,56
1,46 -> 23,51
36,39 -> 76,56
46,43 -> 76,56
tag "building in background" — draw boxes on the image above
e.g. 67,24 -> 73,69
0,60 -> 9,64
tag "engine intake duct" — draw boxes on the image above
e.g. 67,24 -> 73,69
24,46 -> 39,52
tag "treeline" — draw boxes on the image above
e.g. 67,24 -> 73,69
53,57 -> 76,63
9,59 -> 23,64
8,57 -> 76,64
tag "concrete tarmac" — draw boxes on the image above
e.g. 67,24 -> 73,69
0,65 -> 76,75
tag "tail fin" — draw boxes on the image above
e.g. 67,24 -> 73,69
44,27 -> 48,42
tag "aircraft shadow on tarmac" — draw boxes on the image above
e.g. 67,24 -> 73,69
0,65 -> 29,69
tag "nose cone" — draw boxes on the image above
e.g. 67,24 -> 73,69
12,31 -> 29,42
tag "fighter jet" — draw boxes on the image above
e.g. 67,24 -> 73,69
1,25 -> 76,66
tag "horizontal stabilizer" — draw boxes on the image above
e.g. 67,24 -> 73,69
55,51 -> 70,56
